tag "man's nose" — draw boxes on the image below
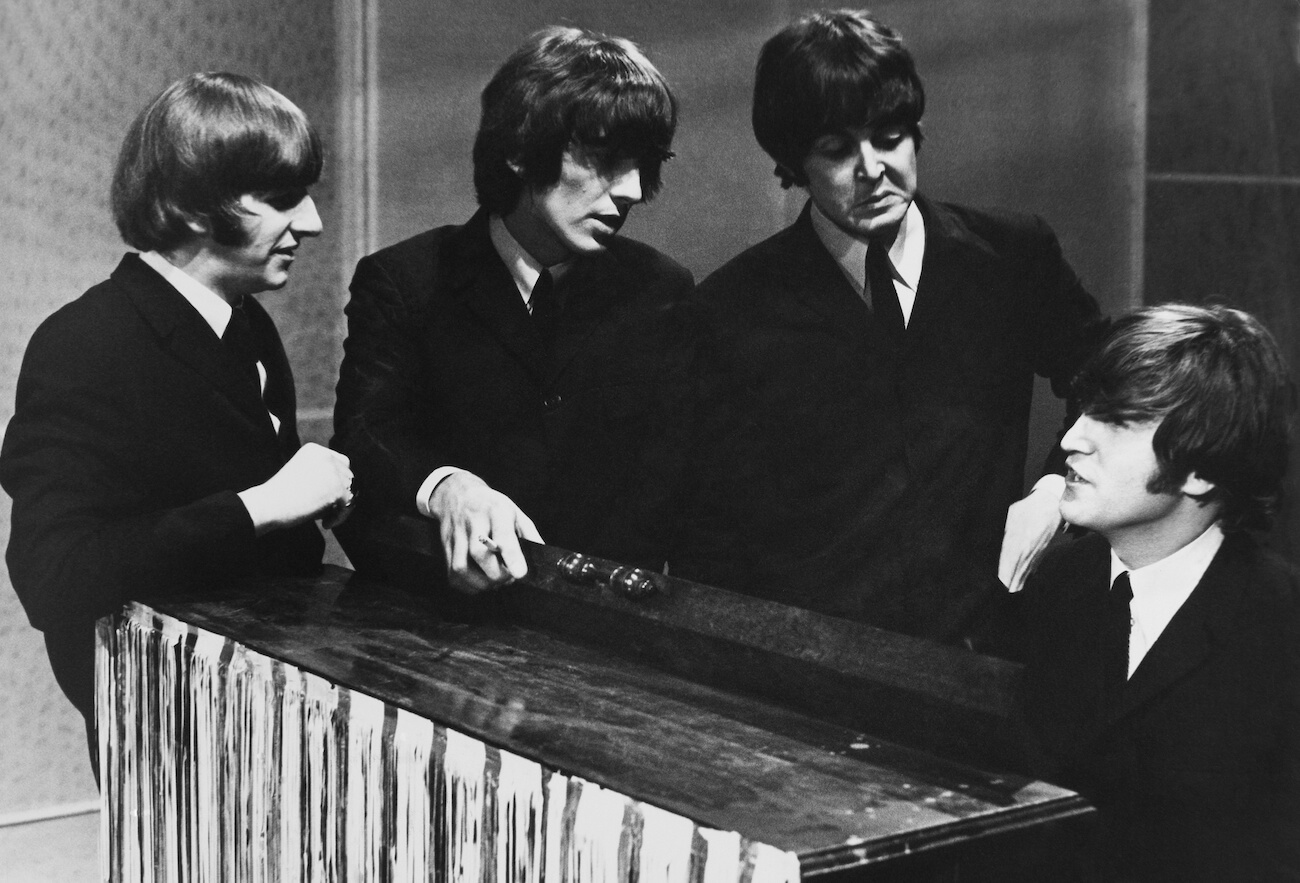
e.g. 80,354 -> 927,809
1060,415 -> 1091,454
291,195 -> 323,237
609,166 -> 643,206
856,141 -> 886,180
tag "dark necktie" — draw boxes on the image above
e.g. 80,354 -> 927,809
223,299 -> 262,398
865,240 -> 905,337
530,268 -> 558,341
1105,571 -> 1134,701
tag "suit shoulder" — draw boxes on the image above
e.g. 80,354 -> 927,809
26,276 -> 134,356
695,223 -> 805,301
358,225 -> 457,273
1028,532 -> 1111,592
1227,533 -> 1300,598
927,199 -> 1058,250
605,236 -> 694,289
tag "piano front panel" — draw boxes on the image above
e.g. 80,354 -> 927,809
98,602 -> 801,883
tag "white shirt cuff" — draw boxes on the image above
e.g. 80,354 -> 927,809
417,466 -> 465,518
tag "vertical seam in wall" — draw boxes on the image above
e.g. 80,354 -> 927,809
1132,0 -> 1149,309
320,0 -> 377,427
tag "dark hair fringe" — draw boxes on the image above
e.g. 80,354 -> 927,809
1073,303 -> 1295,532
473,26 -> 677,214
111,72 -> 322,252
753,9 -> 925,188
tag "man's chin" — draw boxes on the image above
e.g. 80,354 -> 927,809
585,231 -> 617,250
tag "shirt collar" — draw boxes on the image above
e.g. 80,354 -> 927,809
138,250 -> 233,338
808,199 -> 925,294
1110,522 -> 1225,644
488,214 -> 573,302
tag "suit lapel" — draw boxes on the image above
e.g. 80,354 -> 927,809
907,195 -> 997,343
1105,539 -> 1243,728
445,212 -> 547,378
1046,536 -> 1114,726
777,205 -> 875,347
113,255 -> 274,433
547,250 -> 632,382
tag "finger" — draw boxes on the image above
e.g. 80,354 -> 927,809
1007,556 -> 1030,593
470,534 -> 508,583
446,521 -> 471,580
997,536 -> 1018,588
514,511 -> 543,544
491,528 -> 529,580
448,565 -> 493,594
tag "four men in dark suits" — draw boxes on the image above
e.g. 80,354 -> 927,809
0,72 -> 354,773
672,9 -> 1106,641
331,27 -> 694,596
1016,304 -> 1300,880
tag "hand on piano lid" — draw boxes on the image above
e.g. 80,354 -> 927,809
429,470 -> 543,593
997,473 -> 1066,593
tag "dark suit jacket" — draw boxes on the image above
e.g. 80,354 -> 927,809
674,196 -> 1105,640
0,254 -> 324,730
331,210 -> 695,591
1018,532 -> 1300,882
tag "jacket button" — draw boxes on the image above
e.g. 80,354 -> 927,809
543,394 -> 563,410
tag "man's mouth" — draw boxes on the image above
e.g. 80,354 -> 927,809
592,214 -> 623,234
1065,466 -> 1087,485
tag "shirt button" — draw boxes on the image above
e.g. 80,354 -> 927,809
542,394 -> 563,410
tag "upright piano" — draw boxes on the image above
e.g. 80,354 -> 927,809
97,539 -> 1093,882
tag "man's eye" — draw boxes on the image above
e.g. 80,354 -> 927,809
874,129 -> 906,149
812,138 -> 852,157
264,188 -> 308,210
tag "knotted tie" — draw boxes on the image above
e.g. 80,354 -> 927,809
865,239 -> 905,337
223,299 -> 262,398
529,268 -> 558,342
1105,571 -> 1134,702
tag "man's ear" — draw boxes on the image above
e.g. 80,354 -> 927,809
1181,471 -> 1217,498
506,159 -> 525,177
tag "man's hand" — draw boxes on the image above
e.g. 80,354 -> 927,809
428,471 -> 543,594
998,475 -> 1066,593
238,443 -> 353,536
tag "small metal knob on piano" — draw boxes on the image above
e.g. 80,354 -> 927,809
556,552 -> 659,601
558,552 -> 603,583
608,565 -> 658,600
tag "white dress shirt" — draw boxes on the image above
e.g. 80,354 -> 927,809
1110,522 -> 1225,678
809,199 -> 925,326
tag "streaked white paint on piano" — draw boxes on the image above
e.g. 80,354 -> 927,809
444,727 -> 487,883
639,802 -> 695,883
497,749 -> 545,883
569,782 -> 630,883
393,709 -> 436,881
748,842 -> 802,883
701,828 -> 743,883
544,770 -> 570,883
303,669 -> 343,879
98,603 -> 801,882
346,691 -> 386,880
